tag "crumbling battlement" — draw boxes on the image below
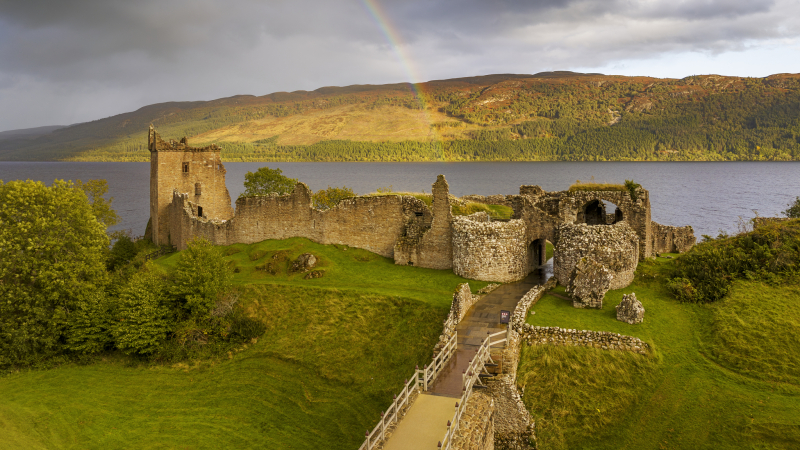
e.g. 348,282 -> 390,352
149,126 -> 233,246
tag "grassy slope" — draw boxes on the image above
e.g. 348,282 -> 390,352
518,255 -> 800,450
0,238 -> 488,450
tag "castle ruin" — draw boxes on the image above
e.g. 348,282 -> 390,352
148,127 -> 695,285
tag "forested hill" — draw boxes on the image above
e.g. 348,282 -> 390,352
2,71 -> 799,162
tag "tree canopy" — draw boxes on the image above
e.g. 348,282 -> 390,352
0,180 -> 109,366
313,186 -> 356,210
241,166 -> 297,197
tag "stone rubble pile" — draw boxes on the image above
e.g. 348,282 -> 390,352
568,256 -> 611,309
289,253 -> 317,273
616,293 -> 645,324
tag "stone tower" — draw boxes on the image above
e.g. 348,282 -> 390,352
148,125 -> 234,246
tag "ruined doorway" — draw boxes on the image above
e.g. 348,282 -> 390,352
197,206 -> 203,218
528,238 -> 547,272
577,200 -> 623,225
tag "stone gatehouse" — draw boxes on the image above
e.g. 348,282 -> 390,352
149,127 -> 695,284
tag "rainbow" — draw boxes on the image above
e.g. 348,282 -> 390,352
358,0 -> 444,153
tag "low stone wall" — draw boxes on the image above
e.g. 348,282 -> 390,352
553,222 -> 639,291
450,391 -> 495,450
517,325 -> 650,355
489,377 -> 535,450
437,283 -> 479,352
651,221 -> 696,254
452,216 -> 528,282
462,194 -> 515,207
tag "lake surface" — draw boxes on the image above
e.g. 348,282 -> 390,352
1,161 -> 798,239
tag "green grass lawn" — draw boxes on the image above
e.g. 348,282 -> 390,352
0,238 -> 486,450
518,255 -> 800,450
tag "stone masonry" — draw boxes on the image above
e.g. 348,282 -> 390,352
150,126 -> 695,280
149,126 -> 233,245
554,222 -> 639,291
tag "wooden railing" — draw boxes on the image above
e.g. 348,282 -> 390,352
358,331 -> 458,450
142,245 -> 176,261
438,330 -> 507,450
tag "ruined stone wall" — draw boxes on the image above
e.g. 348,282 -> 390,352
168,183 -> 430,258
651,222 -> 696,254
451,392 -> 495,450
553,222 -> 639,290
149,126 -> 233,246
452,215 -> 528,282
394,175 -> 454,269
462,194 -> 514,207
561,189 -> 652,259
517,325 -> 650,355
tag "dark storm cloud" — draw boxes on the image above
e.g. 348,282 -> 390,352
0,0 -> 797,130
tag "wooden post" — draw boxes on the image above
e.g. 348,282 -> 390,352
380,412 -> 386,441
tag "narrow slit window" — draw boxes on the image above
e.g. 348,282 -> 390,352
415,212 -> 424,217
197,206 -> 203,217
182,162 -> 189,173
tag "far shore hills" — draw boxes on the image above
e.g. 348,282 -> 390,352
2,71 -> 799,162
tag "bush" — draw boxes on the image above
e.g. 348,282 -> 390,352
313,186 -> 355,210
66,290 -> 114,354
241,166 -> 297,197
111,265 -> 171,355
169,238 -> 233,318
108,234 -> 137,270
784,196 -> 800,218
668,219 -> 800,302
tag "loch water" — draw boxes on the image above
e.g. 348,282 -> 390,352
1,161 -> 798,239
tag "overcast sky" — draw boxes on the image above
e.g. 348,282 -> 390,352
1,0 -> 798,131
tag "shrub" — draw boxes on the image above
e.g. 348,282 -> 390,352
65,290 -> 114,354
108,234 -> 137,270
313,186 -> 355,210
668,219 -> 800,302
241,166 -> 297,197
624,179 -> 641,201
111,265 -> 171,355
784,196 -> 800,218
169,238 -> 233,318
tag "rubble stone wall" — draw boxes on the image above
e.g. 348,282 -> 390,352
452,216 -> 528,282
651,222 -> 696,254
451,392 -> 495,450
553,222 -> 639,290
517,325 -> 650,355
168,183 -> 428,255
394,175 -> 454,269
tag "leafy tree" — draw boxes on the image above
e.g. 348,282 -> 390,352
168,238 -> 233,318
783,196 -> 800,218
0,180 -> 109,367
241,166 -> 297,197
108,234 -> 137,270
66,290 -> 114,354
111,264 -> 171,355
75,179 -> 120,228
313,186 -> 355,210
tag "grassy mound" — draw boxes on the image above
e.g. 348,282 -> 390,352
518,254 -> 800,449
704,279 -> 800,386
0,238 -> 484,450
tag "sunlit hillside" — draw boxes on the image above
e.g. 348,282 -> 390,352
1,72 -> 799,162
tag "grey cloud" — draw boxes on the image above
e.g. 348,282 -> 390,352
0,0 -> 798,131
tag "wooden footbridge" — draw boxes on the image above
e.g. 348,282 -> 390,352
359,273 -> 541,450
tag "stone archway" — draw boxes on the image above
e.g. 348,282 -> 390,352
528,238 -> 547,272
577,199 -> 624,225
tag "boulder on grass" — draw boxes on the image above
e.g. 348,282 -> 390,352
290,253 -> 317,273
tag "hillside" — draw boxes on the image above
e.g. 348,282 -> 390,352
1,72 -> 799,162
